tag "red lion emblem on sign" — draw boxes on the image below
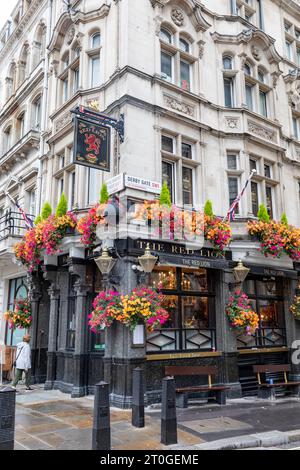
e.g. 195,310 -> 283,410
84,133 -> 101,155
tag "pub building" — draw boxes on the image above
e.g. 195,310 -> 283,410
26,211 -> 300,408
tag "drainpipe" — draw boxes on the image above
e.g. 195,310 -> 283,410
36,0 -> 53,216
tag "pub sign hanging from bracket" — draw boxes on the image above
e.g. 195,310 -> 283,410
71,106 -> 125,172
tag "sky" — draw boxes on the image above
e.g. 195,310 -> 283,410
0,1 -> 18,31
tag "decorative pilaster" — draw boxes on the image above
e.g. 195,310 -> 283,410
68,259 -> 88,398
43,269 -> 60,390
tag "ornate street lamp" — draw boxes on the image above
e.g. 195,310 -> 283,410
138,244 -> 158,274
95,248 -> 116,276
233,260 -> 250,286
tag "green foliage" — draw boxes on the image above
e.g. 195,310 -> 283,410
55,193 -> 68,217
204,200 -> 214,217
34,215 -> 41,225
159,181 -> 171,207
257,204 -> 270,223
281,212 -> 288,226
100,183 -> 109,204
41,202 -> 52,220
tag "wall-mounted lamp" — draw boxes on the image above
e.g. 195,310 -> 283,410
233,259 -> 250,287
95,248 -> 116,275
137,244 -> 158,274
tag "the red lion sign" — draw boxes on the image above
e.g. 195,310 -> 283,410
84,133 -> 101,155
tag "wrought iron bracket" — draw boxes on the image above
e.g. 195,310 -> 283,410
71,106 -> 125,143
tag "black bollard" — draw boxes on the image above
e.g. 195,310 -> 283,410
161,377 -> 177,445
92,381 -> 111,450
132,367 -> 145,428
0,386 -> 16,450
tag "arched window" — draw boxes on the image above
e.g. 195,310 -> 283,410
179,38 -> 190,53
19,44 -> 29,84
33,96 -> 41,130
91,32 -> 101,49
17,113 -> 26,140
244,63 -> 252,76
223,56 -> 232,70
7,62 -> 16,98
258,68 -> 265,83
160,28 -> 172,44
3,126 -> 12,153
89,32 -> 101,88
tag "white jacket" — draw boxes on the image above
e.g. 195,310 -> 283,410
15,342 -> 31,370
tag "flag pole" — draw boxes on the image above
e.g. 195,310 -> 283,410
223,169 -> 256,222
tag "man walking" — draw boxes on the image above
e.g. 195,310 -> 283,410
12,334 -> 32,391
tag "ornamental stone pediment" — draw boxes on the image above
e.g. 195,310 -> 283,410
150,0 -> 211,32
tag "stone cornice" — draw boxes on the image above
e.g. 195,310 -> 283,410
271,0 -> 300,17
0,0 -> 45,61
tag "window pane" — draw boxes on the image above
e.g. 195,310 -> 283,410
73,68 -> 79,92
265,186 -> 273,219
91,56 -> 100,87
162,161 -> 173,201
180,61 -> 190,91
161,52 -> 172,81
227,154 -> 237,170
223,56 -> 232,69
63,78 -> 68,102
182,167 -> 193,205
224,77 -> 233,107
182,142 -> 192,159
250,159 -> 257,172
150,266 -> 177,290
179,38 -> 189,53
246,84 -> 253,110
251,181 -> 259,216
92,33 -> 101,48
264,164 -> 271,179
228,177 -> 239,213
161,296 -> 179,328
181,268 -> 208,292
244,64 -> 251,76
259,90 -> 267,117
161,135 -> 173,153
160,29 -> 172,43
182,296 -> 209,329
293,117 -> 299,139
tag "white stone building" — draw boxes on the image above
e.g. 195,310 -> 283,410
0,0 -> 300,402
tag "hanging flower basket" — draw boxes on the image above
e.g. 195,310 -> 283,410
88,287 -> 169,333
247,220 -> 300,260
226,290 -> 259,335
4,298 -> 32,329
289,295 -> 300,321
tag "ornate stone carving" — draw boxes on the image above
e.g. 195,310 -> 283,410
198,40 -> 205,59
225,117 -> 239,129
251,45 -> 261,61
288,79 -> 300,107
248,120 -> 276,142
66,26 -> 76,45
163,94 -> 195,116
55,111 -> 72,133
171,8 -> 185,26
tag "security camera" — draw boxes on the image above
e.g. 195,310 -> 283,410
132,265 -> 143,272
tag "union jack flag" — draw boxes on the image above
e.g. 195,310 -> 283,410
5,192 -> 34,229
226,170 -> 256,222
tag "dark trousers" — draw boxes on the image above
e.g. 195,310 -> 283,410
12,368 -> 31,388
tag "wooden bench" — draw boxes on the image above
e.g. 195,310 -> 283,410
253,364 -> 300,400
165,365 -> 229,408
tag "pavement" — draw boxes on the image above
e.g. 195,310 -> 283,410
10,384 -> 300,450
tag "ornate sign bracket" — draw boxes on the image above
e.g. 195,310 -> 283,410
71,106 -> 125,143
